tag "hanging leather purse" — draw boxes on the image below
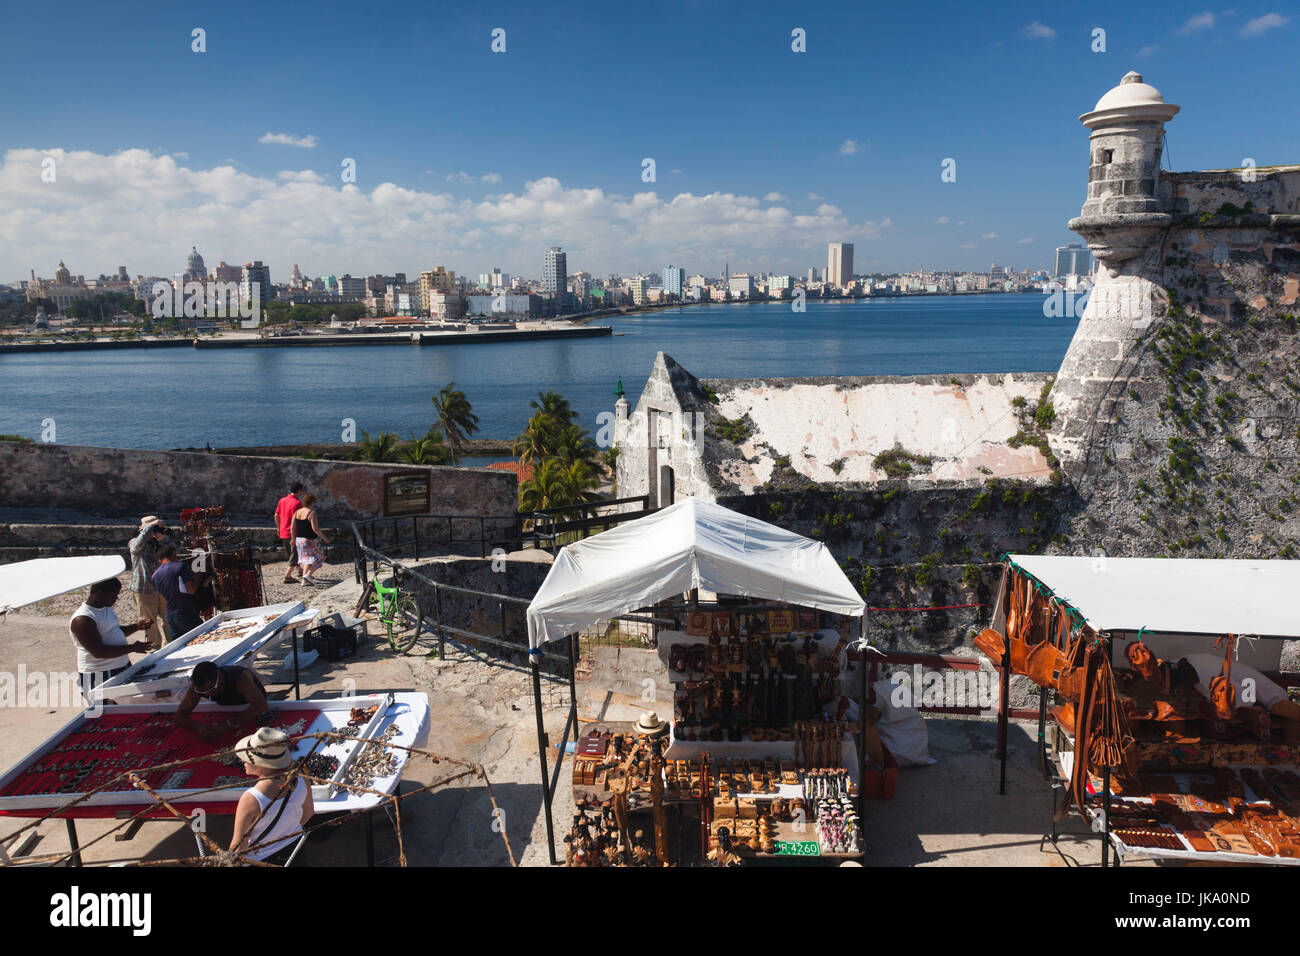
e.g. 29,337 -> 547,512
974,628 -> 1005,663
1009,579 -> 1041,673
1025,604 -> 1066,688
1210,634 -> 1237,721
1053,617 -> 1087,702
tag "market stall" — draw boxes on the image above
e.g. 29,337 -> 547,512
0,692 -> 429,865
977,554 -> 1300,866
526,496 -> 870,865
178,507 -> 267,614
87,601 -> 316,704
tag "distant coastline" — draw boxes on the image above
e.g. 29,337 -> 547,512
0,323 -> 611,355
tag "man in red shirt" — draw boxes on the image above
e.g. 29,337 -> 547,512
274,482 -> 304,583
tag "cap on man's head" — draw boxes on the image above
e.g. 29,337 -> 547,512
140,515 -> 160,529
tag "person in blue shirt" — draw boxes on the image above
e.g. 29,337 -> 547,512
151,544 -> 205,639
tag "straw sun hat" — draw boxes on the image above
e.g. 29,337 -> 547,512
634,711 -> 668,737
235,727 -> 295,771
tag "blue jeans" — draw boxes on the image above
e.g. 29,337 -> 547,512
167,608 -> 203,641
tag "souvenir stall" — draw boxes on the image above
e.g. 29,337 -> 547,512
526,497 -> 870,866
0,692 -> 429,866
178,507 -> 266,614
979,554 -> 1300,866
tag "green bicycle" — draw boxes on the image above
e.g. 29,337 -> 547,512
357,569 -> 425,654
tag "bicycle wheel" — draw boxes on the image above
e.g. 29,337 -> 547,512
388,596 -> 423,653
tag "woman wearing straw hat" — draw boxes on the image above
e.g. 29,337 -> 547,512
230,728 -> 314,863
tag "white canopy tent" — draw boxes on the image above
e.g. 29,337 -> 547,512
1008,554 -> 1300,640
0,555 -> 126,615
527,497 -> 867,649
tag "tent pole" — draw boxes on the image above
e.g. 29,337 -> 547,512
530,649 -> 557,865
998,642 -> 1010,795
1101,633 -> 1113,868
857,616 -> 867,819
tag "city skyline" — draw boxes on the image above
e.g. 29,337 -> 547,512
1,1 -> 1295,280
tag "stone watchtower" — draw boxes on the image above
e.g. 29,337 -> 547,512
1049,72 -> 1180,468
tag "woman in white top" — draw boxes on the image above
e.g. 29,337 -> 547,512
231,727 -> 314,863
69,578 -> 152,702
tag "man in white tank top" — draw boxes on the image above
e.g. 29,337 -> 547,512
69,578 -> 153,703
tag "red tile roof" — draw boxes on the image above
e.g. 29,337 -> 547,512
486,460 -> 534,483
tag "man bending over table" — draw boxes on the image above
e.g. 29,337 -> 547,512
174,661 -> 270,741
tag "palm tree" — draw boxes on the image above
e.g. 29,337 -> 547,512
513,411 -> 561,465
519,457 -> 601,513
432,381 -> 479,453
529,390 -> 577,424
400,429 -> 456,466
550,423 -> 599,467
354,430 -> 401,462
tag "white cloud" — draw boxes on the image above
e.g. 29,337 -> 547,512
1017,237 -> 1035,244
981,231 -> 998,240
764,192 -> 787,202
258,132 -> 318,148
807,192 -> 824,200
839,139 -> 862,155
1178,12 -> 1215,33
0,148 -> 888,278
935,216 -> 950,224
1136,44 -> 1161,58
671,168 -> 682,175
480,172 -> 502,183
172,152 -> 189,160
1021,21 -> 1057,40
1241,13 -> 1288,36
956,220 -> 967,227
277,169 -> 324,183
960,242 -> 979,250
446,171 -> 474,184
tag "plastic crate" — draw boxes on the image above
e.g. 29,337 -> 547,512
861,744 -> 899,799
302,613 -> 364,660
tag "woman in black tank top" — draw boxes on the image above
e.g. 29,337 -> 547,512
293,494 -> 330,584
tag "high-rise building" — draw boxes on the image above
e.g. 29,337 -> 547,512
627,276 -> 648,305
728,273 -> 755,299
1053,243 -> 1094,277
663,265 -> 684,297
543,247 -> 567,297
808,267 -> 818,283
826,243 -> 854,286
241,261 -> 271,306
417,267 -> 456,312
337,274 -> 366,297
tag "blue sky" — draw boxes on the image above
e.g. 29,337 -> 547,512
1,0 -> 1295,282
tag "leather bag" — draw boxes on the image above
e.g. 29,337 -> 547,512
1024,604 -> 1066,688
974,628 -> 1005,664
1210,634 -> 1237,721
